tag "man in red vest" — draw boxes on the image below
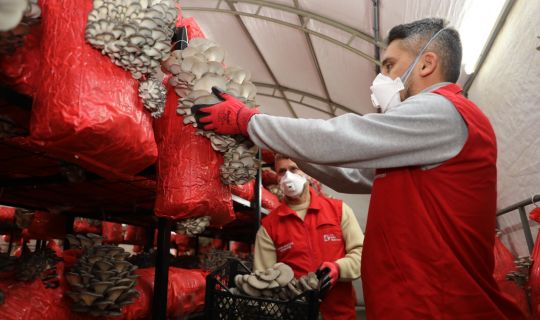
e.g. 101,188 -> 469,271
193,18 -> 525,319
253,155 -> 363,320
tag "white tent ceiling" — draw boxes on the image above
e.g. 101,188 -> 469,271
181,0 -> 509,119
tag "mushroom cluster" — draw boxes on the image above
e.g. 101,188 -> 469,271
139,76 -> 167,117
162,37 -> 260,185
176,215 -> 210,237
0,0 -> 40,55
85,0 -> 177,117
16,246 -> 61,288
506,256 -> 533,288
64,234 -> 139,317
231,262 -> 319,302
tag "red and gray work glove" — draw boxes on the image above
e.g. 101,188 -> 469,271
191,86 -> 259,136
316,261 -> 340,297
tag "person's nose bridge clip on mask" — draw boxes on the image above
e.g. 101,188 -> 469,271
370,27 -> 447,113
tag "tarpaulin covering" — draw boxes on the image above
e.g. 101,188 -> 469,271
123,267 -> 206,319
30,0 -> 157,180
0,23 -> 41,97
529,231 -> 540,318
24,211 -> 66,240
124,225 -> 146,245
493,236 -> 530,317
153,84 -> 234,226
102,222 -> 124,244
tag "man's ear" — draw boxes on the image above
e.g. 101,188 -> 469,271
419,52 -> 438,77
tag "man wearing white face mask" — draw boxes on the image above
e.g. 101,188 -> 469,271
193,18 -> 524,319
253,154 -> 363,320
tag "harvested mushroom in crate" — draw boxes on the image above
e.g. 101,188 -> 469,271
64,233 -> 139,317
232,262 -> 319,302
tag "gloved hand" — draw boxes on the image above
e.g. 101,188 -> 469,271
191,86 -> 259,136
316,261 -> 340,297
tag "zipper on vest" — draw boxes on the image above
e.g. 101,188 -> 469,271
304,222 -> 316,270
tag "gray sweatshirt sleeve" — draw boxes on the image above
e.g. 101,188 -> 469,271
296,161 -> 374,194
247,91 -> 468,170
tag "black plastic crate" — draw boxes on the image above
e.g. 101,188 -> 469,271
205,259 -> 320,320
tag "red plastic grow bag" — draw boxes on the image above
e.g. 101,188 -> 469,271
0,206 -> 15,224
102,222 -> 124,244
153,85 -> 234,226
123,267 -> 206,319
30,0 -> 157,180
124,225 -> 147,245
529,231 -> 540,318
24,211 -> 66,240
493,236 -> 530,317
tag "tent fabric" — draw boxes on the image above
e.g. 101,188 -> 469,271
181,0 -> 482,118
468,0 -> 540,257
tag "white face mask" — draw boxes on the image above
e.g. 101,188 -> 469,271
370,74 -> 405,113
370,28 -> 447,113
279,171 -> 307,198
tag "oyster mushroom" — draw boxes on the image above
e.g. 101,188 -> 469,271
65,234 -> 139,315
92,281 -> 114,294
259,268 -> 280,282
274,263 -> 294,287
247,274 -> 270,290
106,286 -> 130,302
79,291 -> 103,306
139,77 -> 167,118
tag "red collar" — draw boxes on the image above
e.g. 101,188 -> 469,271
436,83 -> 463,95
277,188 -> 322,217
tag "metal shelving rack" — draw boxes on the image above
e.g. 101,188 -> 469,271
0,86 -> 268,319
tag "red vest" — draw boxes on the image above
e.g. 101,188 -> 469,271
362,84 -> 525,319
262,188 -> 357,320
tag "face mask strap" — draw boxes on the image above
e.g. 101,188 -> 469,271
401,27 -> 447,83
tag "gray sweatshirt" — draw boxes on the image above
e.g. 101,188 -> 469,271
247,83 -> 468,194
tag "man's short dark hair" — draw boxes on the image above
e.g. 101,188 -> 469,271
387,18 -> 462,83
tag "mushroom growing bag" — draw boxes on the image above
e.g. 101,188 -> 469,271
153,85 -> 234,225
30,0 -> 157,179
493,236 -> 530,317
529,231 -> 540,318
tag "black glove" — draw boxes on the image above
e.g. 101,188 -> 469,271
315,266 -> 332,297
190,87 -> 225,128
